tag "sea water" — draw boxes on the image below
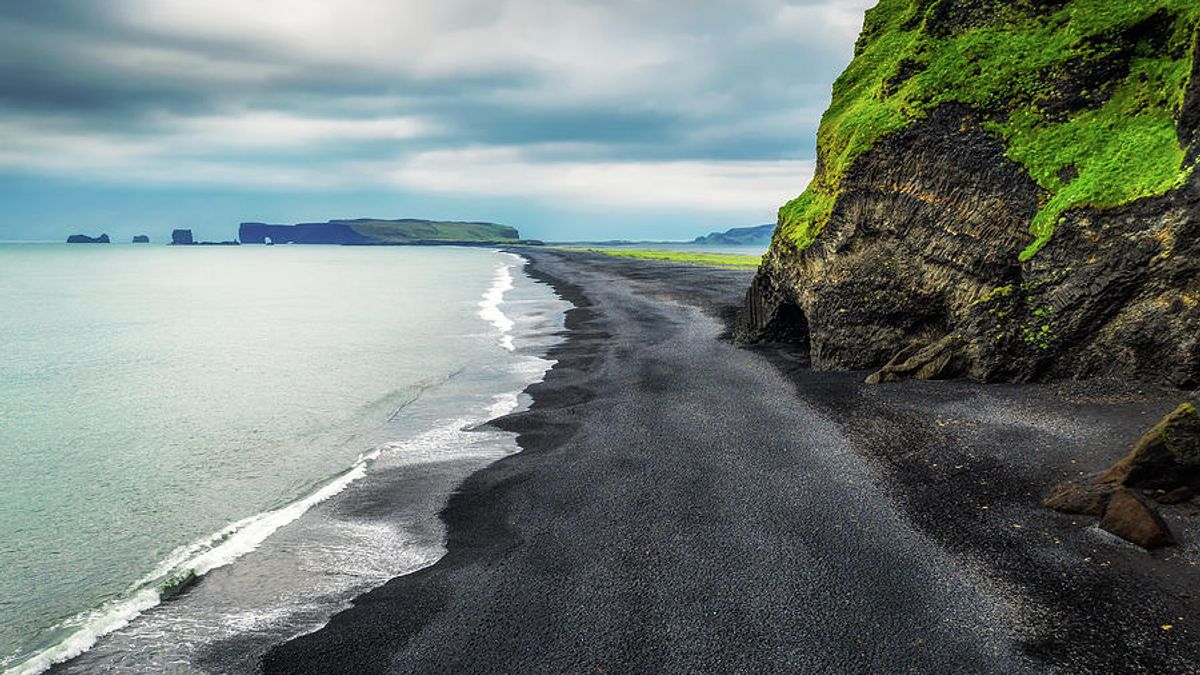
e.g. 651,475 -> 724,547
0,244 -> 569,673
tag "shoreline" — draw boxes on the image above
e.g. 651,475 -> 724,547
263,248 -> 1198,673
27,249 -> 565,675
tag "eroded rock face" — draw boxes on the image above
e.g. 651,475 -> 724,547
742,106 -> 1041,373
739,105 -> 1200,386
737,5 -> 1200,388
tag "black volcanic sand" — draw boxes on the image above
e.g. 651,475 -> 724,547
263,248 -> 1199,674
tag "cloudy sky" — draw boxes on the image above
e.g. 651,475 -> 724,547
0,0 -> 873,242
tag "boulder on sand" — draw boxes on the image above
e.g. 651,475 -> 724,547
1100,403 -> 1200,491
1045,403 -> 1197,548
1099,487 -> 1175,550
1044,482 -> 1113,516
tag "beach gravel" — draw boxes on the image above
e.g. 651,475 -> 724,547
262,248 -> 1199,674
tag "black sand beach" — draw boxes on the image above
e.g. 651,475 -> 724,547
263,248 -> 1199,673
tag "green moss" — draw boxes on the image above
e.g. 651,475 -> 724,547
779,0 -> 1200,259
1162,402 -> 1200,463
971,283 -> 1014,306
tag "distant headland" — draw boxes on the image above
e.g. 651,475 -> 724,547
239,218 -> 534,245
62,218 -> 539,247
692,224 -> 774,247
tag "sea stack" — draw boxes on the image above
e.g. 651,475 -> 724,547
132,235 -> 150,243
66,234 -> 110,244
171,229 -> 195,245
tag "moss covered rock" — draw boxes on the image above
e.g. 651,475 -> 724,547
738,0 -> 1200,387
1102,402 -> 1200,488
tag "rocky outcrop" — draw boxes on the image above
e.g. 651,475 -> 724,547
239,222 -> 370,245
1100,403 -> 1200,490
132,235 -> 150,243
1099,487 -> 1175,549
1046,403 -> 1197,548
171,229 -> 194,245
66,233 -> 109,243
737,1 -> 1200,388
1044,482 -> 1113,517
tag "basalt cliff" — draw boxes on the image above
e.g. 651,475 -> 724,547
737,0 -> 1200,388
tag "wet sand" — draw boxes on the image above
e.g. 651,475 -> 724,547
262,248 -> 1198,674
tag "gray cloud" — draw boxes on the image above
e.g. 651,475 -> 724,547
0,0 -> 873,223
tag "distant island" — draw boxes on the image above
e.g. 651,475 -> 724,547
66,233 -> 110,244
692,224 -> 774,247
132,235 -> 150,243
239,218 -> 529,245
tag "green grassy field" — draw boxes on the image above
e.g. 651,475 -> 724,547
561,247 -> 763,268
345,219 -> 520,242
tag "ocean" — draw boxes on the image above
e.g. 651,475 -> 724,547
0,243 -> 569,673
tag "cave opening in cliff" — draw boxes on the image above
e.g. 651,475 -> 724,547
761,298 -> 811,353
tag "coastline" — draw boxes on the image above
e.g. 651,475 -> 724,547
25,249 -> 566,674
262,248 -> 1198,673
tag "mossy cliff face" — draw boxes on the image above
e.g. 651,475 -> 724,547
738,0 -> 1200,387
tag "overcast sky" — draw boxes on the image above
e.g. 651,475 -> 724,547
0,0 -> 873,242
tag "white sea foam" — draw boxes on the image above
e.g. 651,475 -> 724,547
8,250 -> 566,674
479,254 -> 519,351
8,450 -> 383,675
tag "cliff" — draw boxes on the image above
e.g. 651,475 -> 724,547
738,0 -> 1200,388
693,224 -> 775,247
239,218 -> 521,245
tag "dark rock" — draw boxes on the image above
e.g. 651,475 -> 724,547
66,233 -> 110,243
737,6 -> 1200,389
737,105 -> 1041,374
1154,486 -> 1195,505
866,335 -> 964,384
1100,403 -> 1200,490
239,222 -> 369,245
171,229 -> 195,245
1099,487 -> 1175,549
132,235 -> 150,243
159,569 -> 199,600
1044,481 -> 1114,516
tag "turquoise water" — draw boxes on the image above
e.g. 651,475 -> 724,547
0,244 -> 566,672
